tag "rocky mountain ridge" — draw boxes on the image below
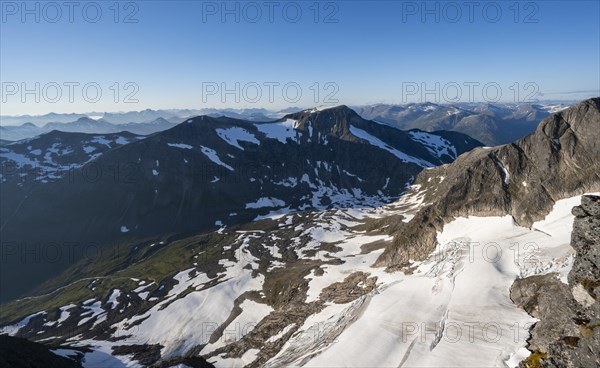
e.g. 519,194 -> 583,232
511,195 -> 600,368
375,97 -> 600,269
0,99 -> 598,368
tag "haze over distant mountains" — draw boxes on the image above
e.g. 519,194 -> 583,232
1,102 -> 570,146
0,98 -> 597,368
352,101 -> 570,146
0,108 -> 290,141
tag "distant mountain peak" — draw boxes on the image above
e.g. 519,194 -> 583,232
279,105 -> 364,139
75,116 -> 99,123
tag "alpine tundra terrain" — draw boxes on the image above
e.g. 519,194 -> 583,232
0,98 -> 599,368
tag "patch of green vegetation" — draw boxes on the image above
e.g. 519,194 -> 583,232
0,230 -> 238,326
522,350 -> 548,368
236,218 -> 280,232
27,236 -> 165,299
0,275 -> 143,325
121,231 -> 236,282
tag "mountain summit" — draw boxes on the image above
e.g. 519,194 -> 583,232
0,106 -> 480,302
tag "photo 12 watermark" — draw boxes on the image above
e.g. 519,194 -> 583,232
1,81 -> 140,105
200,1 -> 340,23
1,1 -> 140,23
201,81 -> 339,105
400,1 -> 539,23
400,81 -> 540,103
400,320 -> 535,344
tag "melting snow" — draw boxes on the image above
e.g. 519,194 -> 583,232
255,119 -> 300,144
216,127 -> 260,150
91,136 -> 112,147
167,143 -> 193,149
200,146 -> 234,171
245,197 -> 286,209
349,126 -> 434,167
107,290 -> 121,310
408,131 -> 457,159
0,312 -> 46,335
271,194 -> 592,368
496,159 -> 510,185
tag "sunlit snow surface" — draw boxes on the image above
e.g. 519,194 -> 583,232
265,194 -> 591,368
2,189 -> 591,367
254,119 -> 300,144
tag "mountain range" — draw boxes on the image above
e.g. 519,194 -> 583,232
352,101 -> 570,146
0,105 -> 481,303
0,98 -> 598,368
1,103 -> 570,146
0,109 -> 292,141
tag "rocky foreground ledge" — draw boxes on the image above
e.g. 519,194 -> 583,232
511,195 -> 600,368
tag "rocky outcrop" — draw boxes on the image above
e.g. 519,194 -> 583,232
319,271 -> 377,304
510,195 -> 600,368
376,98 -> 600,270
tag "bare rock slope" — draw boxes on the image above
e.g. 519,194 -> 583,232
376,97 -> 600,269
511,195 -> 600,368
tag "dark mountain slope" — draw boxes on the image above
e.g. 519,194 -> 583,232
0,335 -> 82,368
0,106 -> 481,302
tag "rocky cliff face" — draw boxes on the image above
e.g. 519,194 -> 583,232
376,98 -> 600,269
510,195 -> 600,368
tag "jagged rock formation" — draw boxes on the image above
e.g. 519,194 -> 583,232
510,195 -> 600,368
376,98 -> 600,270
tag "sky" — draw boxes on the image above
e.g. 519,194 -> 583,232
1,0 -> 599,115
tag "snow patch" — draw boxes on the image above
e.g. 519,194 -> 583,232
167,143 -> 193,149
216,127 -> 260,150
200,146 -> 234,171
246,197 -> 286,209
255,119 -> 300,144
408,131 -> 457,159
350,126 -> 433,167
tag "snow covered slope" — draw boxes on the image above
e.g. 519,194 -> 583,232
0,187 -> 592,368
265,195 -> 590,368
0,105 -> 481,304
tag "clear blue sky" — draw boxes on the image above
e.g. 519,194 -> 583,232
1,0 -> 599,115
